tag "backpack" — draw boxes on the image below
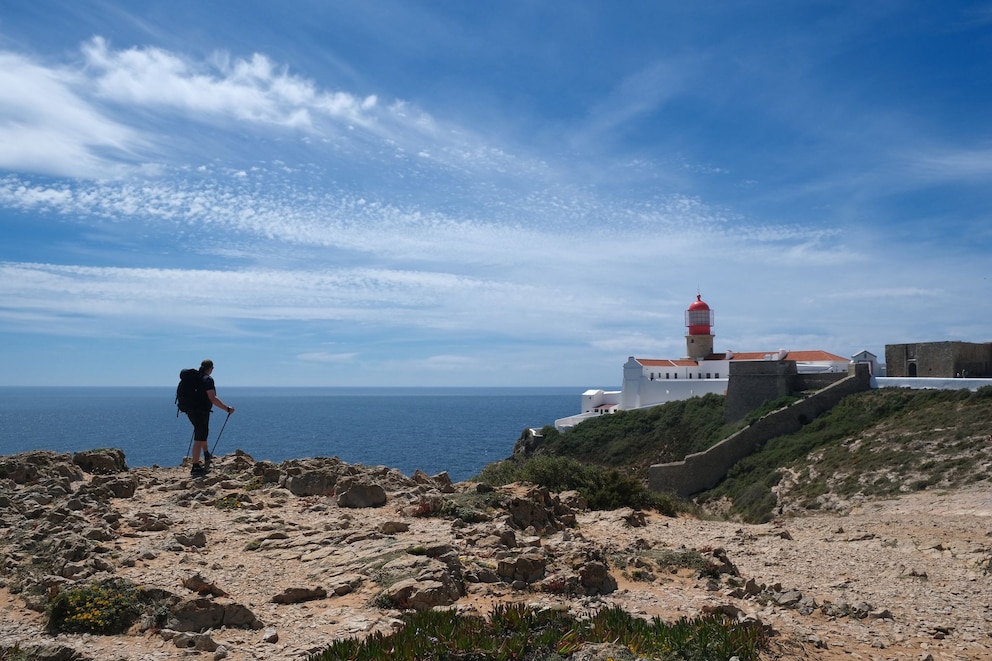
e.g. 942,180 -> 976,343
175,368 -> 203,415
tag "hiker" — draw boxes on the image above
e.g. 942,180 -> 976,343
186,359 -> 235,476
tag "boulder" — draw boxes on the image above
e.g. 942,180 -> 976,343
90,474 -> 138,498
0,451 -> 83,484
128,512 -> 173,532
172,631 -> 219,651
73,449 -> 127,474
335,480 -> 387,508
497,552 -> 547,584
174,530 -> 207,548
183,572 -> 229,597
506,486 -> 575,534
386,577 -> 459,610
578,560 -> 617,595
167,597 -> 262,632
8,642 -> 84,661
284,470 -> 338,497
270,587 -> 327,604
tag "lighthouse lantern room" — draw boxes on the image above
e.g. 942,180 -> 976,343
685,294 -> 715,359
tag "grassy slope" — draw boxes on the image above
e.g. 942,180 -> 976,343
707,386 -> 992,522
526,393 -> 737,478
500,386 -> 992,523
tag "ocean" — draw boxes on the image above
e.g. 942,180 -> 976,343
0,386 -> 587,481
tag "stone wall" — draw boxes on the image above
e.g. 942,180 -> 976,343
723,360 -> 798,423
722,360 -> 850,423
648,363 -> 872,498
885,341 -> 992,378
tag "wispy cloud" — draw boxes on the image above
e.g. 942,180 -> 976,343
0,52 -> 141,177
0,37 -> 565,189
905,146 -> 992,182
297,351 -> 359,363
83,37 -> 379,128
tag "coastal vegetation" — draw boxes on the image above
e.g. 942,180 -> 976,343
476,455 -> 684,515
46,579 -> 143,635
700,385 -> 992,522
308,602 -> 767,661
477,386 -> 992,524
520,393 -> 734,477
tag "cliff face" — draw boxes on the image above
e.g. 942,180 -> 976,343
2,448 -> 992,660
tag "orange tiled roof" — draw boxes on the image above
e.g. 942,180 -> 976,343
636,350 -> 848,365
781,350 -> 849,362
636,359 -> 698,367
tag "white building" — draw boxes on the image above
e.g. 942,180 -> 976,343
557,294 -> 850,430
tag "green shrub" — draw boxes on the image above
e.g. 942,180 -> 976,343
743,396 -> 799,426
477,454 -> 686,515
426,490 -> 508,523
214,493 -> 251,510
0,644 -> 31,661
307,602 -> 766,661
47,579 -> 142,635
243,475 -> 266,491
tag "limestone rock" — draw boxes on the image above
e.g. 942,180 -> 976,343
167,597 -> 263,632
270,586 -> 327,604
284,470 -> 337,496
73,449 -> 127,474
89,474 -> 137,498
174,530 -> 207,547
173,631 -> 220,651
183,572 -> 229,597
386,577 -> 459,610
335,480 -> 387,508
0,450 -> 83,484
497,552 -> 547,584
9,642 -> 85,661
578,560 -> 617,595
506,486 -> 575,534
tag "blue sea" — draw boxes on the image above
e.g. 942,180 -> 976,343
0,387 -> 587,481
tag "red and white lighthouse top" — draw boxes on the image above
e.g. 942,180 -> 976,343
685,294 -> 714,335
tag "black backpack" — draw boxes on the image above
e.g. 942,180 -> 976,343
175,368 -> 203,415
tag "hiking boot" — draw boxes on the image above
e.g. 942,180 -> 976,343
190,463 -> 206,477
203,451 -> 212,469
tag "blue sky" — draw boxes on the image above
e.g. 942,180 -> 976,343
1,1 -> 990,387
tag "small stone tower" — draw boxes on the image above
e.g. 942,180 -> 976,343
684,294 -> 714,359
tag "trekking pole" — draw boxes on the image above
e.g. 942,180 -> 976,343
186,429 -> 195,462
210,410 -> 232,456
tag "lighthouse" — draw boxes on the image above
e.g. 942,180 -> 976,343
685,294 -> 714,359
559,290 -> 855,430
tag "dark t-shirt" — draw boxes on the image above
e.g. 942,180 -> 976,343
197,374 -> 216,410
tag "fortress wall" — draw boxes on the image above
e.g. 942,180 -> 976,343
648,363 -> 871,498
723,360 -> 798,423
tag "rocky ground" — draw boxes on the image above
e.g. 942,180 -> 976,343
1,448 -> 991,660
